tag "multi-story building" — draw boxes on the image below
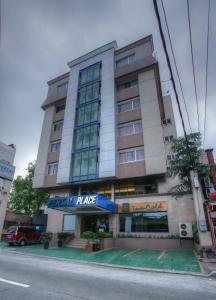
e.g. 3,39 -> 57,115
33,35 -> 196,248
0,142 -> 16,238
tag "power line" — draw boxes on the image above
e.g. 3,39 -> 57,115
203,0 -> 211,146
187,0 -> 200,133
161,0 -> 192,133
153,0 -> 193,163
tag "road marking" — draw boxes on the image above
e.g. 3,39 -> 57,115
193,250 -> 204,273
96,247 -> 118,253
157,250 -> 166,261
123,249 -> 142,257
0,277 -> 30,288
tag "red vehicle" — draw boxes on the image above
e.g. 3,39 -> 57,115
4,225 -> 41,246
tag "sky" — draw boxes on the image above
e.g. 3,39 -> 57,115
0,0 -> 215,178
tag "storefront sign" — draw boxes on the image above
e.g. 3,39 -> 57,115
118,201 -> 168,213
76,195 -> 96,205
48,194 -> 117,213
0,161 -> 15,181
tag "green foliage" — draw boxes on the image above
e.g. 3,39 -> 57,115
167,133 -> 211,193
41,232 -> 53,242
96,231 -> 112,239
82,231 -> 112,240
192,222 -> 200,244
57,232 -> 74,240
82,231 -> 97,240
9,161 -> 48,215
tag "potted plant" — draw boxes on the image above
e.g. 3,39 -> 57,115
41,232 -> 53,249
96,231 -> 112,250
57,232 -> 74,247
82,231 -> 96,252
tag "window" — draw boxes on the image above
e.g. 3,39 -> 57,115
117,78 -> 138,91
162,118 -> 171,125
50,141 -> 61,152
72,149 -> 98,181
80,63 -> 101,85
76,101 -> 100,126
74,124 -> 99,150
118,121 -> 142,136
119,212 -> 168,233
53,122 -> 63,132
56,104 -> 65,113
119,148 -> 144,164
115,182 -> 157,197
63,215 -> 75,231
116,54 -> 135,69
167,154 -> 175,161
57,82 -> 68,94
47,163 -> 58,175
78,82 -> 100,105
118,98 -> 140,113
164,135 -> 174,143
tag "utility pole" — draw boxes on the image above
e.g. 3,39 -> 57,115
190,171 -> 212,248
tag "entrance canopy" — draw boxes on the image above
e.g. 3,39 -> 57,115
48,194 -> 117,214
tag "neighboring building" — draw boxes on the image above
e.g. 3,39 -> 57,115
33,35 -> 196,247
0,142 -> 16,238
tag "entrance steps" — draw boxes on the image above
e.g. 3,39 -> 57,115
66,238 -> 88,249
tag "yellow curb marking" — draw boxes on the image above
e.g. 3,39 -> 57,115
157,250 -> 166,261
193,250 -> 204,273
123,248 -> 142,257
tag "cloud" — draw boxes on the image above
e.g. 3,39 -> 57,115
0,0 -> 215,177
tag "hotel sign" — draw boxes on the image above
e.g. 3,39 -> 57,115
118,201 -> 168,213
0,161 -> 15,181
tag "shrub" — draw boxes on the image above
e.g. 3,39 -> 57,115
96,232 -> 112,239
57,232 -> 74,241
41,232 -> 53,242
82,231 -> 96,240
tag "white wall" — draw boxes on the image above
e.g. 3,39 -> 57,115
57,42 -> 117,183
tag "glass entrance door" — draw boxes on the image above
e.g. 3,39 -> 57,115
81,215 -> 109,233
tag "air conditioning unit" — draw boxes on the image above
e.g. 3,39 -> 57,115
179,223 -> 193,238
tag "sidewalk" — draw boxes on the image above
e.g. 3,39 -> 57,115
0,242 -> 202,273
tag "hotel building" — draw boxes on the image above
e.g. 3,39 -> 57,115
0,142 -> 16,238
33,35 -> 196,248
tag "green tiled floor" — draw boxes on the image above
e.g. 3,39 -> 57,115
0,242 -> 201,273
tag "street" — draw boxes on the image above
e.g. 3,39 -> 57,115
0,250 -> 215,300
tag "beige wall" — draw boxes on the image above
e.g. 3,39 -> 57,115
33,106 -> 55,188
118,109 -> 141,124
139,69 -> 166,175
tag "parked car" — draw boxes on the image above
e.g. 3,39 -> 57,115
4,225 -> 41,246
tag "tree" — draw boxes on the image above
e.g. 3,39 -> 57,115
167,132 -> 211,194
9,161 -> 48,215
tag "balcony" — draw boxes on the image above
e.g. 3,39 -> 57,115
117,85 -> 139,102
118,109 -> 142,124
47,152 -> 59,164
115,55 -> 156,78
118,161 -> 146,178
44,174 -> 57,188
118,133 -> 143,150
53,110 -> 65,122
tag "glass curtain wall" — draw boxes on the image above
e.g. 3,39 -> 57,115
71,62 -> 101,181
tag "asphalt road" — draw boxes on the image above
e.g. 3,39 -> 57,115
0,250 -> 215,300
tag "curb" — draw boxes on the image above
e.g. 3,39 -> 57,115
1,248 -> 213,278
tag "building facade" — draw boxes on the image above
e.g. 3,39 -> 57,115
33,36 -> 196,244
0,142 -> 16,237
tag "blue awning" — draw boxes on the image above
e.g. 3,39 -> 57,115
48,194 -> 117,214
